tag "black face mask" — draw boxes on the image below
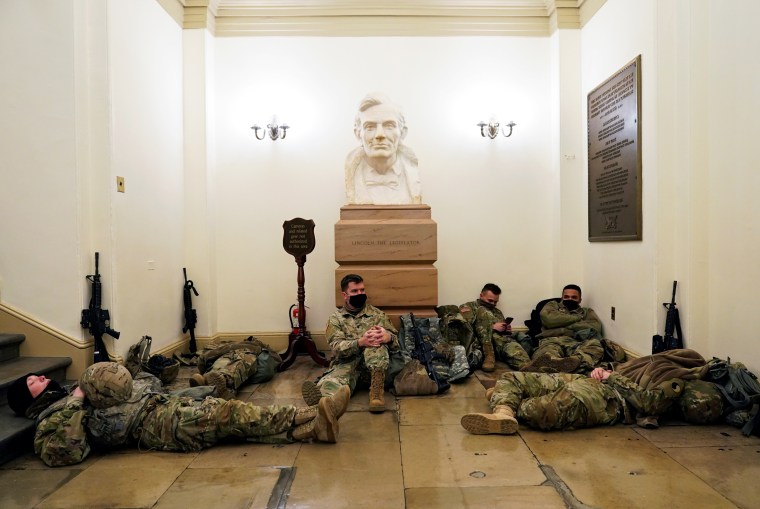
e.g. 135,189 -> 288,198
348,293 -> 367,309
562,299 -> 580,311
477,299 -> 496,310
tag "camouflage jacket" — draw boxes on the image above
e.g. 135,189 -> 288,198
606,372 -> 684,423
33,374 -> 164,467
459,300 -> 505,342
326,304 -> 399,365
538,300 -> 603,339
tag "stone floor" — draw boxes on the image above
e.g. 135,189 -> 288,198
1,357 -> 759,509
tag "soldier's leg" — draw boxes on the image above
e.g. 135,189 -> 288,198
530,338 -> 566,360
568,338 -> 604,372
365,345 -> 391,413
316,360 -> 359,398
461,372 -> 574,435
517,377 -> 617,430
494,339 -> 531,371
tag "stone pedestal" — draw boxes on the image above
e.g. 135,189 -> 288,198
335,205 -> 437,328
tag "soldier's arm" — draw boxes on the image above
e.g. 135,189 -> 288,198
606,373 -> 683,416
376,313 -> 400,351
540,300 -> 581,329
33,396 -> 91,467
569,307 -> 603,333
325,315 -> 362,360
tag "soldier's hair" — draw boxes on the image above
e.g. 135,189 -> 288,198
481,283 -> 502,295
353,93 -> 406,133
563,284 -> 582,296
340,274 -> 364,291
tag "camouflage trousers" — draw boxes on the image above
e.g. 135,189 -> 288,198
207,350 -> 257,392
318,345 -> 403,397
532,336 -> 603,372
493,335 -> 531,370
490,372 -> 621,431
135,395 -> 297,451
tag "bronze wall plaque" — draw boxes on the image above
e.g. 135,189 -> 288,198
283,218 -> 316,257
587,55 -> 642,241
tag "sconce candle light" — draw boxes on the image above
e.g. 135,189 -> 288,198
477,120 -> 516,139
251,116 -> 289,140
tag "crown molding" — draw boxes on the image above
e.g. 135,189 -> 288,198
158,0 -> 605,36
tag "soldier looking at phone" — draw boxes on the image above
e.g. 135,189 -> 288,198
459,283 -> 531,372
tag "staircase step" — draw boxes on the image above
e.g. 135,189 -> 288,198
0,333 -> 24,362
0,355 -> 72,465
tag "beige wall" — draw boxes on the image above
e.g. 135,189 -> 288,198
577,0 -> 760,372
1,0 -> 758,375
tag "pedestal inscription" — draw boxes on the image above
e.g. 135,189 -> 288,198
335,205 -> 438,327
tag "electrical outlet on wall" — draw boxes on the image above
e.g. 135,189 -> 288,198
611,306 -> 616,320
117,176 -> 125,193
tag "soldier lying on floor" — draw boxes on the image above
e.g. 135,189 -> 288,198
462,350 -> 723,435
7,362 -> 349,467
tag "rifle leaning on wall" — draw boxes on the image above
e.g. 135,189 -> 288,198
408,313 -> 450,394
652,280 -> 684,354
81,252 -> 120,363
182,267 -> 199,354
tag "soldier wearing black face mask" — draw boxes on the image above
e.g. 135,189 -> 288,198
521,284 -> 604,374
300,274 -> 404,414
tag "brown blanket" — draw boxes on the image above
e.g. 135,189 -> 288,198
612,348 -> 709,389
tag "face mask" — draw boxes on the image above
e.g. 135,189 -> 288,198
478,299 -> 496,310
348,293 -> 367,309
562,299 -> 580,311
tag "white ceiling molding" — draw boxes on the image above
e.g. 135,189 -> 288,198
158,0 -> 606,36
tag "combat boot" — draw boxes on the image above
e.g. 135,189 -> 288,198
189,373 -> 206,387
323,385 -> 351,419
205,371 -> 234,400
369,369 -> 386,413
485,386 -> 495,401
481,340 -> 496,372
293,405 -> 318,425
291,394 -> 339,443
301,380 -> 323,406
460,405 -> 518,435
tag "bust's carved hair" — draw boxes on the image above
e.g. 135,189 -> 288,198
353,93 -> 406,134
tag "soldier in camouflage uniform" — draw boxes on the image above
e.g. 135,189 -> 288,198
189,337 -> 282,400
523,284 -> 604,374
461,367 -> 686,435
7,363 -> 349,467
459,283 -> 530,372
302,274 -> 404,414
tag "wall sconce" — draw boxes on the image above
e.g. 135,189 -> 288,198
251,116 -> 289,141
477,120 -> 516,139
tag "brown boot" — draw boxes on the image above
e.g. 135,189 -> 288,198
205,371 -> 234,400
485,387 -> 495,401
369,369 -> 386,413
291,395 -> 339,443
481,340 -> 496,372
189,373 -> 205,387
323,385 -> 351,419
461,405 -> 518,435
301,380 -> 323,406
293,405 -> 318,425
520,354 -> 555,373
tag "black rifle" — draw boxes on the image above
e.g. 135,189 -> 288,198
652,280 -> 684,354
182,267 -> 199,354
81,252 -> 120,363
408,313 -> 450,394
